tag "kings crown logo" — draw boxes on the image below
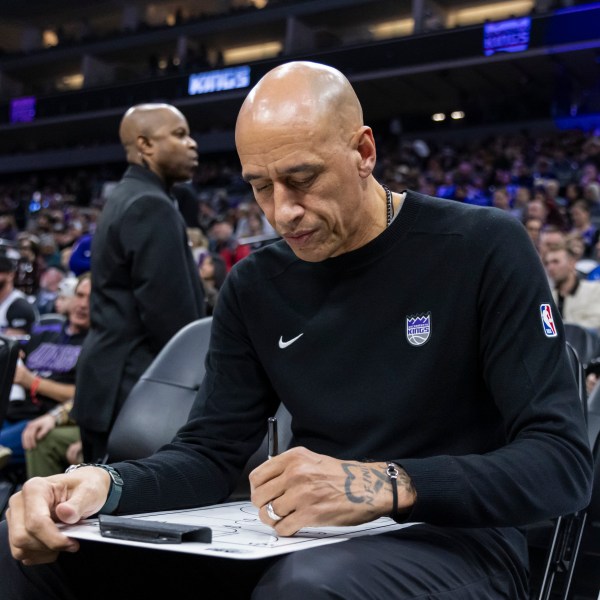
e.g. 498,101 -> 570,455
406,312 -> 431,347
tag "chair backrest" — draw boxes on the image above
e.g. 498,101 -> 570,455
0,335 -> 21,429
563,322 -> 600,369
585,381 -> 600,523
566,341 -> 588,421
31,313 -> 67,335
104,316 -> 213,462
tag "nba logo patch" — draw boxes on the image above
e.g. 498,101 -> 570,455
406,312 -> 431,347
540,304 -> 557,338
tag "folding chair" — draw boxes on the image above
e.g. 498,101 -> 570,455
103,316 -> 212,463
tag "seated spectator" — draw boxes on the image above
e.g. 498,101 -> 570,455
207,216 -> 251,272
544,243 -> 600,332
0,253 -> 38,338
538,225 -> 566,260
54,276 -> 78,316
0,272 -> 90,471
34,266 -> 66,315
15,233 -> 42,298
186,227 -> 209,263
565,231 -> 598,278
524,216 -> 543,252
533,185 -> 568,231
568,199 -> 599,259
198,251 -> 227,316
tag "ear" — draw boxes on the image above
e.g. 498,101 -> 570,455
136,135 -> 153,157
354,126 -> 376,179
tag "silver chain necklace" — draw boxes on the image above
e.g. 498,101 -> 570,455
382,184 -> 394,227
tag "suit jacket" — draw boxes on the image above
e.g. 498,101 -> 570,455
72,165 -> 205,433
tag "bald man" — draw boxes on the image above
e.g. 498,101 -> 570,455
1,64 -> 591,600
69,103 -> 205,463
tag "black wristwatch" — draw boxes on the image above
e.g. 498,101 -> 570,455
65,463 -> 124,514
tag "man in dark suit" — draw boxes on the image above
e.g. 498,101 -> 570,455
71,103 -> 205,462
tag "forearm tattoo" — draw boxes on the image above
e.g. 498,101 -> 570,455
341,462 -> 414,508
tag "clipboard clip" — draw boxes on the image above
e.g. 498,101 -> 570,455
98,514 -> 212,544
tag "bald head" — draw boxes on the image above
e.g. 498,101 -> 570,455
234,61 -> 388,262
117,103 -> 198,185
119,103 -> 185,162
236,61 -> 363,146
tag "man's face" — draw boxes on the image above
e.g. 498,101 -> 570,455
539,232 -> 564,257
68,278 -> 91,331
238,120 -> 371,262
147,109 -> 198,183
525,219 -> 542,243
544,250 -> 573,285
210,221 -> 233,242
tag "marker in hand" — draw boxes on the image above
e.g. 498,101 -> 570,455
268,416 -> 278,459
266,416 -> 283,521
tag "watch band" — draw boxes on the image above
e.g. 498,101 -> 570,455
65,463 -> 124,514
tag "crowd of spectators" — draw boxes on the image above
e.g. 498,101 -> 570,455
0,125 -> 599,321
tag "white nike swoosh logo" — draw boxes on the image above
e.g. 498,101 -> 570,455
278,333 -> 304,349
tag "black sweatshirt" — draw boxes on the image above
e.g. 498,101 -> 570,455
114,190 -> 592,534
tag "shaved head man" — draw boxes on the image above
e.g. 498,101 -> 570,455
236,61 -> 401,262
1,64 -> 591,600
67,102 -> 205,464
119,103 -> 198,185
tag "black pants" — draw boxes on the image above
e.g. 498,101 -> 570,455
0,520 -> 529,599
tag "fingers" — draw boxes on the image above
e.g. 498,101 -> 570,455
251,449 -> 395,535
21,423 -> 43,450
7,480 -> 80,564
7,469 -> 111,565
250,449 -> 305,534
21,416 -> 54,449
21,426 -> 36,450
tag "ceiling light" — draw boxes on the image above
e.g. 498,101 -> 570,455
451,111 -> 465,120
432,113 -> 446,122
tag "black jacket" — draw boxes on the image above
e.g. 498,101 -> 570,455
72,165 -> 204,433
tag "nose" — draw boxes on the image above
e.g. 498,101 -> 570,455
187,135 -> 198,150
273,184 -> 304,229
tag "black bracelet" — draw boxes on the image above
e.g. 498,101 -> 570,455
386,462 -> 399,518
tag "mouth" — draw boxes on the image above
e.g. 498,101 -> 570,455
283,230 -> 315,247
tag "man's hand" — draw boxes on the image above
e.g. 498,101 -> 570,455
22,414 -> 56,450
249,447 -> 416,536
13,361 -> 34,389
6,467 -> 112,565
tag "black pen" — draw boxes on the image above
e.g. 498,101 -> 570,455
268,416 -> 278,459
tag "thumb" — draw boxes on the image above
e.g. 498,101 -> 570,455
54,484 -> 106,524
53,466 -> 112,524
55,500 -> 85,524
